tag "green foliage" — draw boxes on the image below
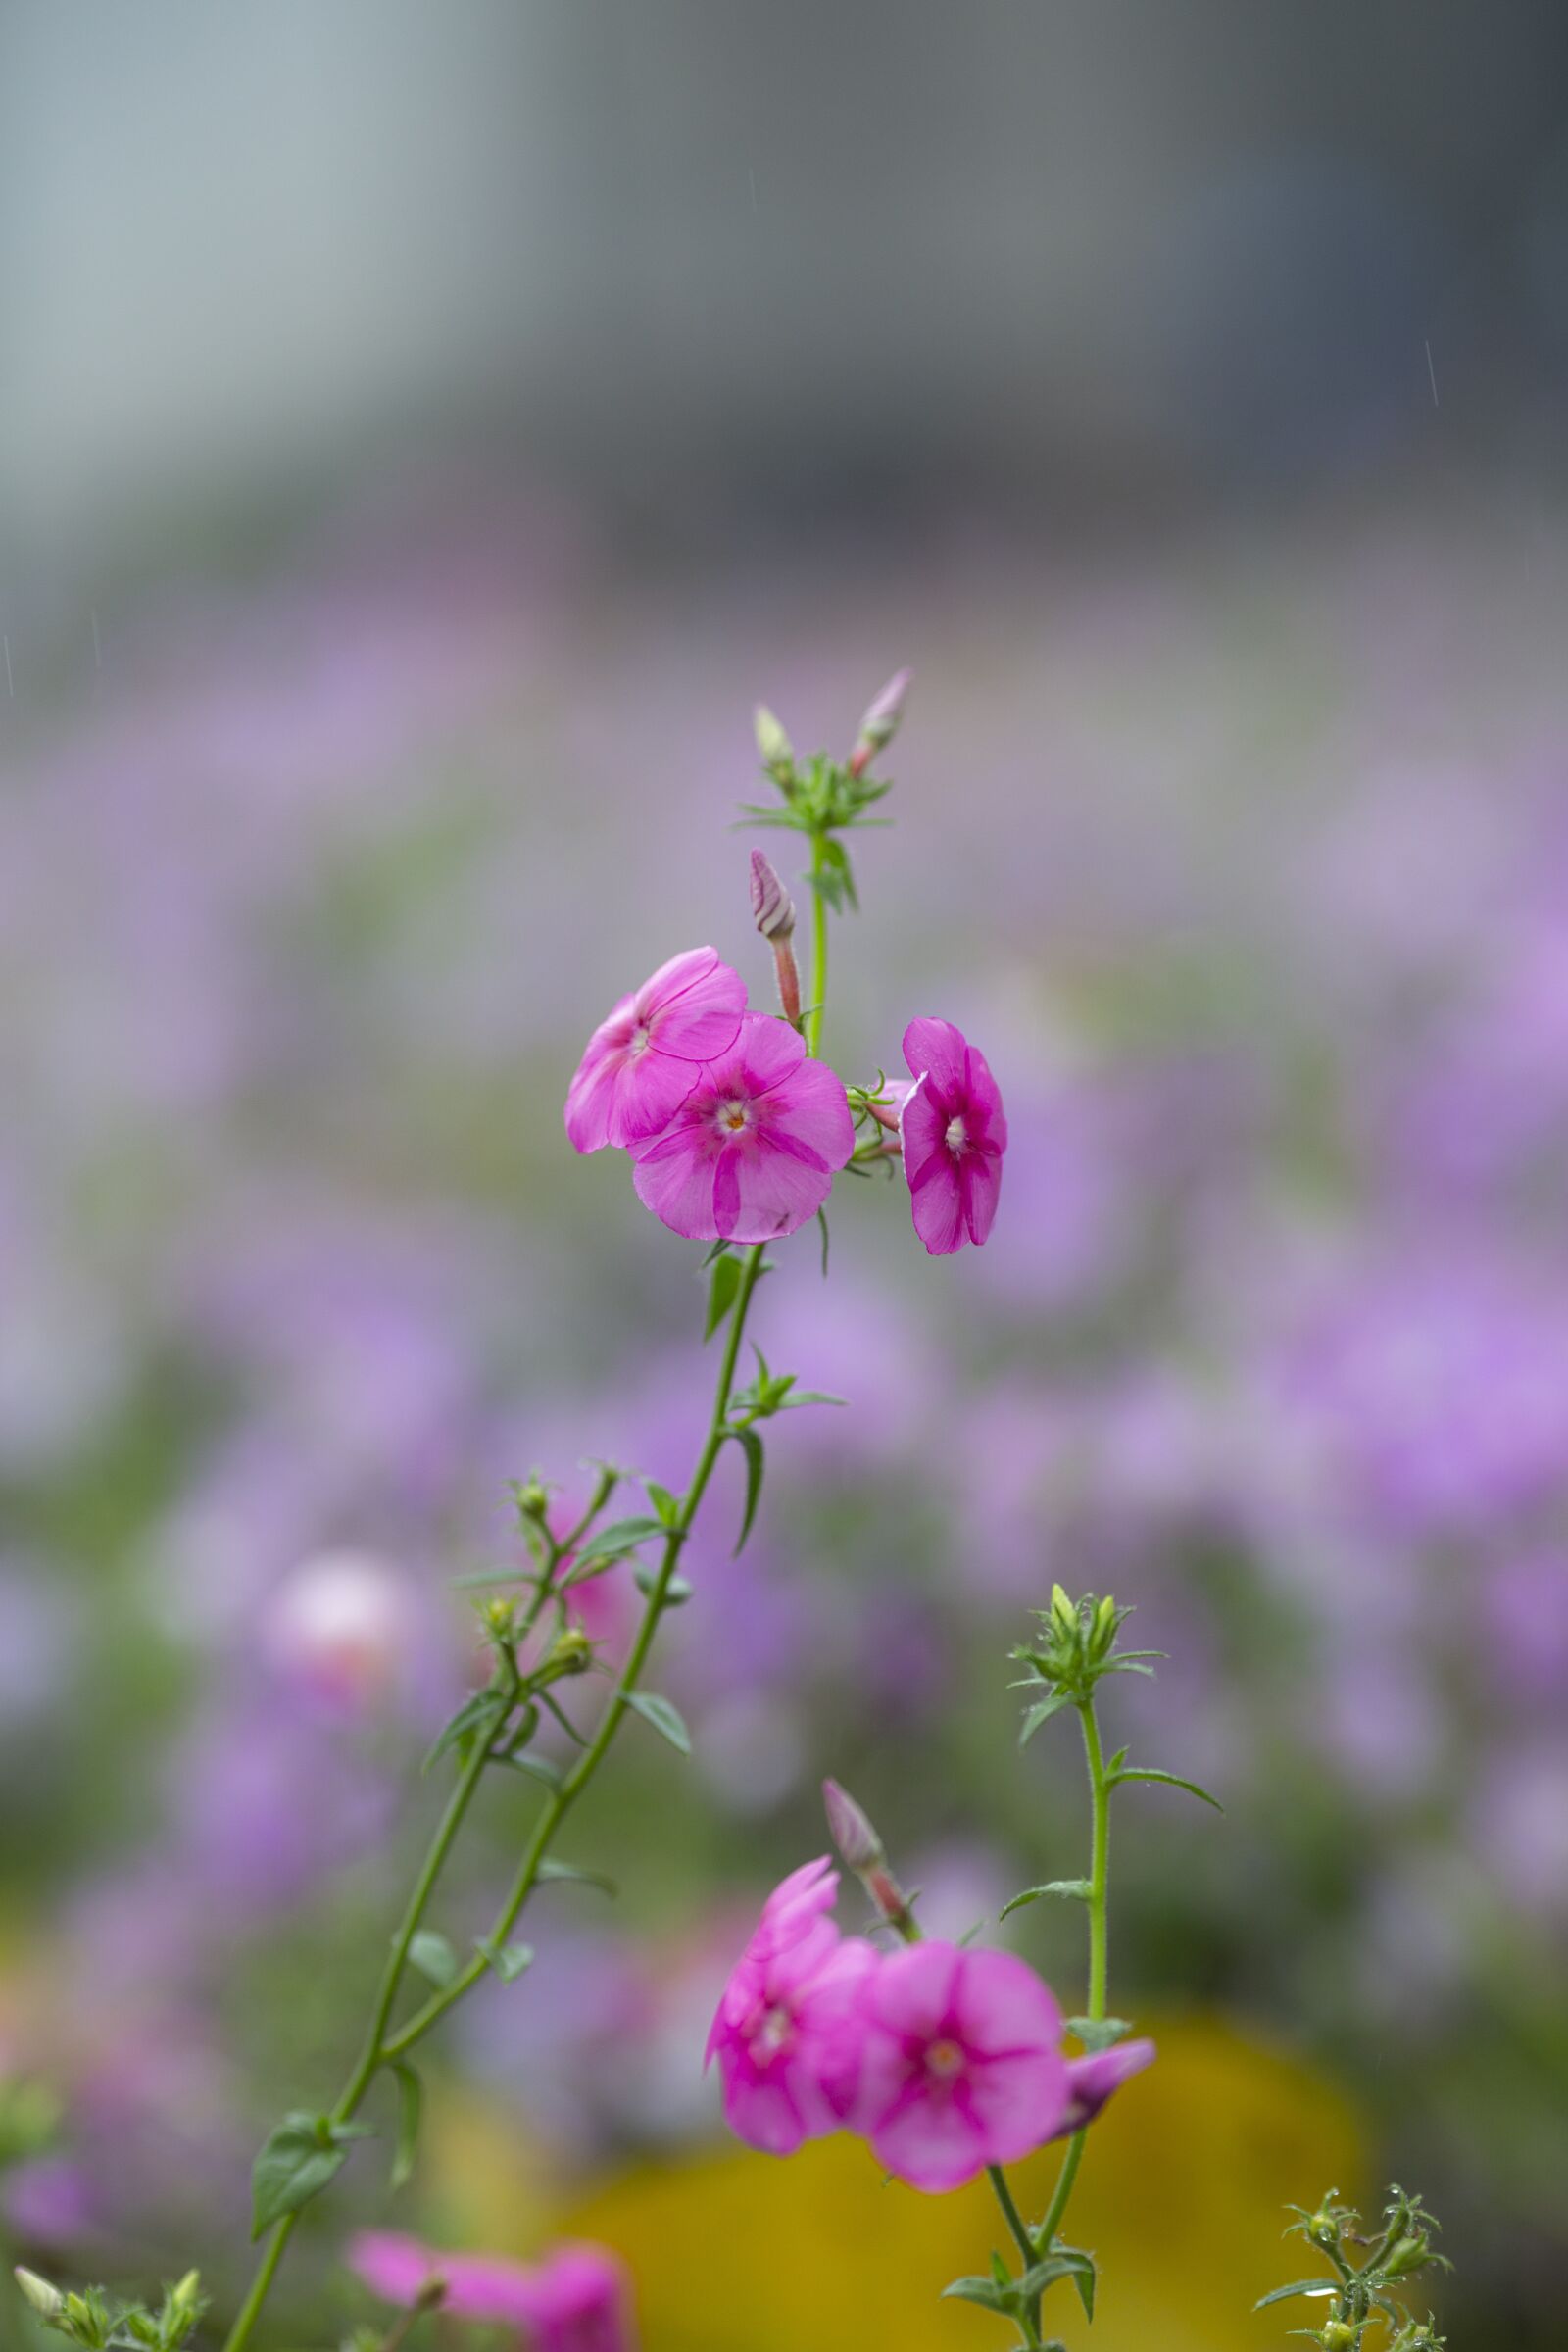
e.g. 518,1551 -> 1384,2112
1258,2185 -> 1450,2348
250,2112 -> 372,2237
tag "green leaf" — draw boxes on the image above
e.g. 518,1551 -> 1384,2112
645,1481 -> 680,1526
421,1687 -> 502,1774
940,2276 -> 1014,2314
568,1516 -> 666,1569
389,2062 -> 421,2193
536,1858 -> 618,1897
1016,2249 -> 1097,2308
1110,1765 -> 1225,1811
475,1938 -> 535,1984
705,1250 -> 744,1339
728,1424 -> 765,1553
1001,1880 -> 1092,1919
634,1563 -> 693,1605
1253,2281 -> 1340,2310
494,1750 -> 564,1789
250,2112 -> 366,2239
407,1930 -> 459,1988
1066,2015 -> 1133,2052
625,1690 -> 692,1756
777,1389 -> 849,1410
1018,1690 -> 1073,1745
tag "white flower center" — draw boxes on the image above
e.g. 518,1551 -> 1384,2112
756,2002 -> 794,2057
715,1097 -> 752,1134
925,2037 -> 965,2080
944,1115 -> 967,1154
627,1020 -> 654,1058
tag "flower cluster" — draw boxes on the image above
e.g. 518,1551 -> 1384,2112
707,1858 -> 1152,2194
351,2230 -> 635,2352
565,954 -> 1006,1256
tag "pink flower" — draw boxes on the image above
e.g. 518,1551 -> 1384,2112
848,1939 -> 1069,2191
349,2230 -> 538,2324
1054,2035 -> 1156,2135
900,1017 -> 1007,1255
564,948 -> 746,1153
349,2232 -> 637,2351
522,2242 -> 638,2352
706,1857 -> 878,2154
631,1013 -> 853,1243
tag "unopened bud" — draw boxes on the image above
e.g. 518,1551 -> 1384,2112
754,705 -> 794,774
1319,2326 -> 1359,2351
548,1626 -> 593,1676
823,1778 -> 884,1873
515,1478 -> 550,1523
849,666 -> 911,776
15,2267 -> 63,2319
1383,2234 -> 1430,2278
749,850 -> 796,942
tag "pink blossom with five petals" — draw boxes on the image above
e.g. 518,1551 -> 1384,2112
900,1016 -> 1007,1255
630,1012 -> 853,1243
847,1938 -> 1069,2192
564,947 -> 746,1153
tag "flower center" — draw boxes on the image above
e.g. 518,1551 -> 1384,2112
715,1097 -> 752,1134
944,1115 -> 967,1154
627,1020 -> 654,1058
755,2002 -> 794,2058
925,2037 -> 965,2080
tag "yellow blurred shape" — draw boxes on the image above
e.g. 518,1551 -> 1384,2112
564,2017 -> 1361,2351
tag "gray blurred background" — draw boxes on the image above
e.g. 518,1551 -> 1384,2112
3,0 -> 1566,574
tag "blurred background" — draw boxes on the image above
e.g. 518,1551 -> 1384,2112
2,4 -> 1567,2345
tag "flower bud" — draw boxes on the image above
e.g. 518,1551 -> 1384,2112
14,2267 -> 63,2319
822,1778 -> 884,1873
1383,2234 -> 1430,2278
754,705 -> 794,775
849,667 -> 911,776
515,1477 -> 551,1524
548,1626 -> 593,1676
749,850 -> 796,942
1319,2326 -> 1359,2351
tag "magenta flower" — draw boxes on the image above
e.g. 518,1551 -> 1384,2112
706,1856 -> 878,2155
848,1939 -> 1069,2191
564,947 -> 746,1153
630,1013 -> 853,1243
900,1017 -> 1007,1255
349,2232 -> 637,2349
1054,2035 -> 1156,2135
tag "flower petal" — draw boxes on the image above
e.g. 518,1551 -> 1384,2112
720,1133 -> 834,1243
645,947 -> 748,1061
630,1130 -> 721,1241
902,1016 -> 968,1101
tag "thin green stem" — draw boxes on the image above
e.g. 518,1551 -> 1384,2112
220,1254 -> 767,2351
807,832 -> 829,1058
1031,1695 -> 1111,2262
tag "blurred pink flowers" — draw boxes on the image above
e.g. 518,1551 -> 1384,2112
631,1013 -> 853,1243
564,947 -> 746,1153
900,1017 -> 1007,1255
350,2230 -> 636,2349
849,1939 -> 1068,2191
709,1871 -> 1152,2191
705,1857 -> 877,2154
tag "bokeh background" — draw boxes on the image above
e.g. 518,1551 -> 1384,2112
3,5 -> 1567,2345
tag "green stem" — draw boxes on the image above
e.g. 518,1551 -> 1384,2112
1031,1695 -> 1111,2262
807,831 -> 829,1058
220,1253 -> 767,2351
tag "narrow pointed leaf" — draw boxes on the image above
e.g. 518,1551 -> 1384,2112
625,1690 -> 692,1756
421,1688 -> 502,1774
1254,2282 -> 1340,2310
568,1516 -> 665,1568
536,1858 -> 617,1897
1018,1690 -> 1072,1746
1111,1766 -> 1225,1811
1001,1880 -> 1092,1919
251,2113 -> 355,2239
389,2062 -> 421,2193
728,1424 -> 765,1553
705,1251 -> 744,1339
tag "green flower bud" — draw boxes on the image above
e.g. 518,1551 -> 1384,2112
15,2267 -> 64,2320
754,705 -> 794,775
